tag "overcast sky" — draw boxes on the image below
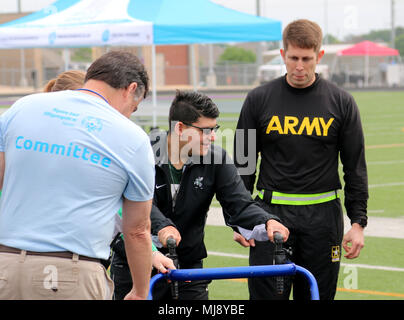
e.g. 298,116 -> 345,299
1,0 -> 403,40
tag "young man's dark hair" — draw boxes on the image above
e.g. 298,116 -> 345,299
85,50 -> 149,99
168,90 -> 220,130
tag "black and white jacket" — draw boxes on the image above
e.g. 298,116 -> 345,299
150,131 -> 280,266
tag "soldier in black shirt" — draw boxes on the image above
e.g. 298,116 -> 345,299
234,19 -> 368,300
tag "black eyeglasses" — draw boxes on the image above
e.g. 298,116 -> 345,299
182,122 -> 220,134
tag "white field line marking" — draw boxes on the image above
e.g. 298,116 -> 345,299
366,143 -> 404,149
367,210 -> 385,213
207,251 -> 404,272
339,160 -> 404,168
369,182 -> 404,188
341,263 -> 404,273
367,160 -> 404,165
208,251 -> 249,259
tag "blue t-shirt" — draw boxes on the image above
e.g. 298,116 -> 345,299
0,90 -> 155,259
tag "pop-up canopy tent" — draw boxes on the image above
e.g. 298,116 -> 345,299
337,40 -> 399,56
0,0 -> 282,47
336,40 -> 399,86
0,0 -> 282,124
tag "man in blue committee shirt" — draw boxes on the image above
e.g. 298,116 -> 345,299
0,51 -> 155,300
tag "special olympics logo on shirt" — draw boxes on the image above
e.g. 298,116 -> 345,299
81,116 -> 103,133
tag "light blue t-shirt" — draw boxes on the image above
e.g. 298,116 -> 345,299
0,90 -> 155,259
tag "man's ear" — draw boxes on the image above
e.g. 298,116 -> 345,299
174,121 -> 183,136
280,48 -> 286,62
125,82 -> 138,99
129,82 -> 138,92
121,82 -> 135,101
317,50 -> 325,63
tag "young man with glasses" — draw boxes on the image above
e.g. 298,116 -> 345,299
110,90 -> 289,300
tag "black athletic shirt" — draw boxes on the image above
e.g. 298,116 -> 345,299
234,74 -> 368,226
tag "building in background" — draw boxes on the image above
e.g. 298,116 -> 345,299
0,12 -> 64,88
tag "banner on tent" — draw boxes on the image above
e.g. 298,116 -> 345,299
0,23 -> 153,49
0,0 -> 153,48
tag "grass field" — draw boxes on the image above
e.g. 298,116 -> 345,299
203,91 -> 404,300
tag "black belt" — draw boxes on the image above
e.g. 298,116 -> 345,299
0,244 -> 100,264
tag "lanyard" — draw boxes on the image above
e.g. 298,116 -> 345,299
76,88 -> 109,105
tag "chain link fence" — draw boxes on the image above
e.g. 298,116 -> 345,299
1,50 -> 402,89
199,63 -> 258,86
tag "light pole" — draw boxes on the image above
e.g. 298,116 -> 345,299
324,0 -> 329,44
256,0 -> 263,66
391,0 -> 396,49
18,0 -> 28,87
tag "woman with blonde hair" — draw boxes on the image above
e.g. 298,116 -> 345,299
43,70 -> 85,92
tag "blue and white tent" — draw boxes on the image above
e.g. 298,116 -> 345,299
0,0 -> 281,47
0,0 -> 282,124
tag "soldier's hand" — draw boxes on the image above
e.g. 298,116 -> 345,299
266,219 -> 289,243
342,223 -> 364,259
158,226 -> 181,247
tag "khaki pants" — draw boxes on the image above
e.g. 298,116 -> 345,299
0,251 -> 114,300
